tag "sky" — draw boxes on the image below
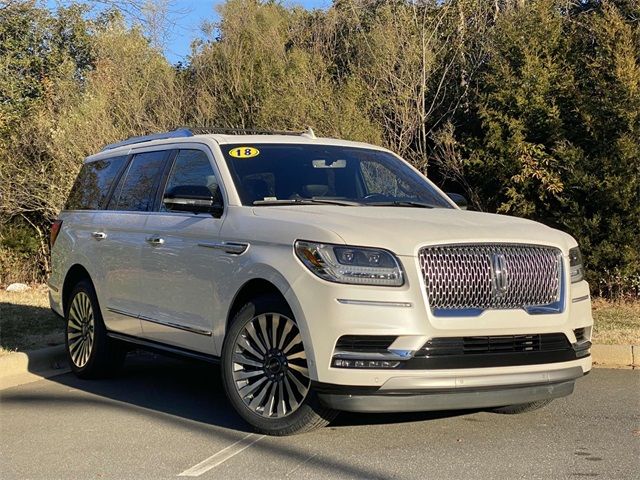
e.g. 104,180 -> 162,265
46,0 -> 332,64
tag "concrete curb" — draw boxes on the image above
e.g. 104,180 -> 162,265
0,345 -> 69,390
591,344 -> 639,370
0,342 -> 637,391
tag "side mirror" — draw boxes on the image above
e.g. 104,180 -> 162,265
163,185 -> 223,217
446,192 -> 468,210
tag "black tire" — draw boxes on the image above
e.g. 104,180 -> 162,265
65,279 -> 126,379
221,294 -> 338,435
491,399 -> 553,414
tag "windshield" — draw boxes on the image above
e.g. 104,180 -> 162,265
222,144 -> 453,208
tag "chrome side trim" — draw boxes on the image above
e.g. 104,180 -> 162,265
197,241 -> 249,255
139,315 -> 213,336
47,282 -> 59,293
106,307 -> 212,336
107,307 -> 137,319
336,299 -> 413,308
572,294 -> 590,303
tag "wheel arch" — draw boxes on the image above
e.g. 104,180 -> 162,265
223,275 -> 317,380
62,264 -> 94,314
226,278 -> 288,332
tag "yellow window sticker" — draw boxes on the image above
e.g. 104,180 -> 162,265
229,147 -> 260,159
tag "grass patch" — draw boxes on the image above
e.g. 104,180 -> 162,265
0,285 -> 63,355
591,299 -> 640,345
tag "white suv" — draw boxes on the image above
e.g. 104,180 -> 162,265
49,128 -> 593,435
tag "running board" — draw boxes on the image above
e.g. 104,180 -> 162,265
107,331 -> 220,364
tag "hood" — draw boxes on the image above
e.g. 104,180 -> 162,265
251,205 -> 576,256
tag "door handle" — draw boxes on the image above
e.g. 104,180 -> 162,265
146,236 -> 165,246
92,231 -> 107,240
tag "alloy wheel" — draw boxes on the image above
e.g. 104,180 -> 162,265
67,292 -> 95,368
232,313 -> 310,418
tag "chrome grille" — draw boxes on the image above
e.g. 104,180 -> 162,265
419,244 -> 561,311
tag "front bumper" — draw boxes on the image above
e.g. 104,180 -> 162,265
286,255 -> 594,386
317,365 -> 586,413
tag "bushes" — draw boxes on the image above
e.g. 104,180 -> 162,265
0,0 -> 638,297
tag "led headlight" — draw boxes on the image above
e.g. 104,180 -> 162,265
294,241 -> 404,286
569,246 -> 584,283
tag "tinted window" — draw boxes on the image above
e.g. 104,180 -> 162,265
160,150 -> 217,212
109,150 -> 169,212
223,144 -> 452,208
65,156 -> 127,210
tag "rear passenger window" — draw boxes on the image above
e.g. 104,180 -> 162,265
160,150 -> 218,211
109,150 -> 169,212
65,156 -> 127,210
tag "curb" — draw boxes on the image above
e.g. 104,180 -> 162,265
0,342 -> 637,391
591,344 -> 639,370
0,345 -> 69,390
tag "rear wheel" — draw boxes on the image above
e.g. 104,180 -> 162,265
491,399 -> 553,414
65,279 -> 125,378
221,294 -> 338,435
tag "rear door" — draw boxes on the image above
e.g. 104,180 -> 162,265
137,147 -> 228,354
93,149 -> 171,335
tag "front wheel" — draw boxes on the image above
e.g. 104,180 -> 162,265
221,294 -> 338,435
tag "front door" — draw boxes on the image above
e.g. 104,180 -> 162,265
137,148 -> 227,354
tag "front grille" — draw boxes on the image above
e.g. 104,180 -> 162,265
416,333 -> 570,357
335,335 -> 397,354
419,244 -> 561,311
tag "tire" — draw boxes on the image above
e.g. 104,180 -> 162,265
221,294 -> 338,435
491,399 -> 553,414
65,279 -> 126,379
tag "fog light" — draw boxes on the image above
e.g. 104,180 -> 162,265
332,358 -> 401,369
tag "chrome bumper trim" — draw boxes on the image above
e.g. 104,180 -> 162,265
336,299 -> 413,308
572,294 -> 590,303
378,366 -> 584,391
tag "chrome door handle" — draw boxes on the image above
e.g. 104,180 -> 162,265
92,232 -> 107,240
145,236 -> 165,246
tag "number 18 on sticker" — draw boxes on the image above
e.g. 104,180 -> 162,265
229,147 -> 260,158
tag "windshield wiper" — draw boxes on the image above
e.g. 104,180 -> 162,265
365,200 -> 436,209
253,198 -> 363,206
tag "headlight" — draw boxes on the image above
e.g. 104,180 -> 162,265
569,247 -> 584,283
294,241 -> 404,286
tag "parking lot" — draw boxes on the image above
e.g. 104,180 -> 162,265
1,354 -> 638,479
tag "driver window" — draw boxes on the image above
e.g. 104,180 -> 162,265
161,150 -> 218,211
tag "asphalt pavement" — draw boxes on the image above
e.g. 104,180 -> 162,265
1,354 -> 638,479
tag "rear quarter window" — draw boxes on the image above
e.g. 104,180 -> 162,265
65,156 -> 127,210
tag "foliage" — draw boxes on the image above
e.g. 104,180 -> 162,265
0,0 -> 638,297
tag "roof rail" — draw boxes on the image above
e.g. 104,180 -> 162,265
102,128 -> 193,151
189,127 -> 317,139
101,126 -> 317,151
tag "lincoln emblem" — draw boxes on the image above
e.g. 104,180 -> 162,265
491,253 -> 509,296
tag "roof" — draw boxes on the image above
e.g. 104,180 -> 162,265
86,128 -> 387,162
